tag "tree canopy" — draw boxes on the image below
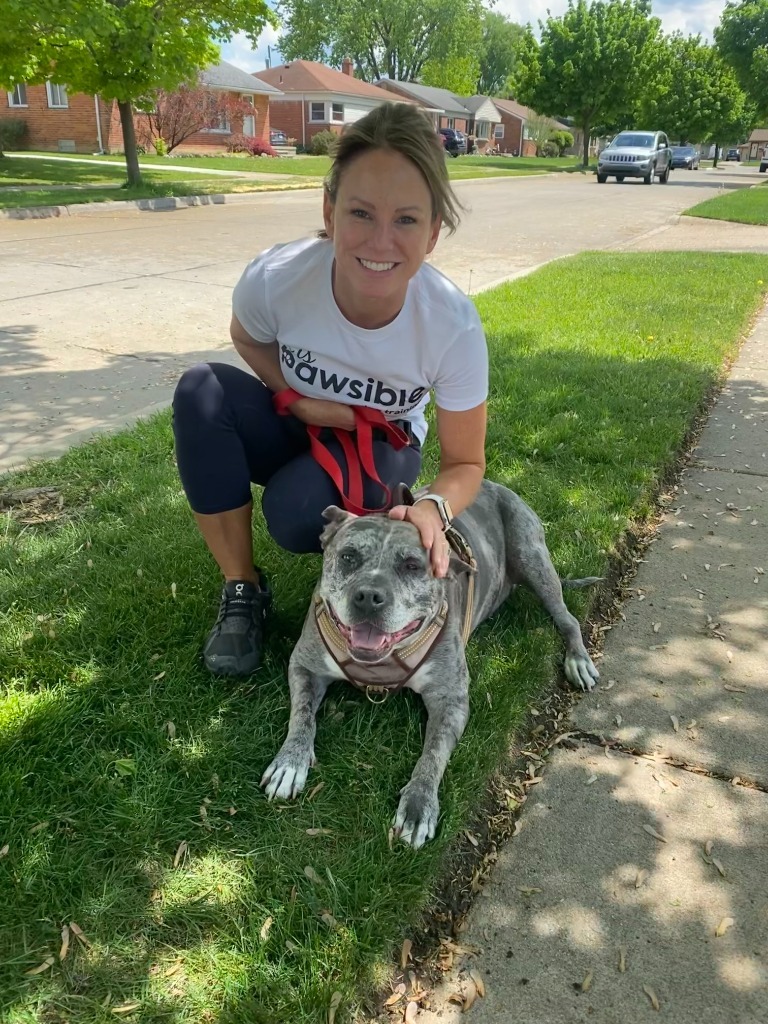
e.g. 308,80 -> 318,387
476,11 -> 526,96
715,0 -> 768,119
513,0 -> 661,165
0,0 -> 274,183
275,0 -> 486,83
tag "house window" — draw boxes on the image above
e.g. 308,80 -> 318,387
46,82 -> 68,108
309,102 -> 325,122
445,117 -> 455,129
494,123 -> 504,139
8,83 -> 27,107
476,121 -> 490,140
331,102 -> 344,122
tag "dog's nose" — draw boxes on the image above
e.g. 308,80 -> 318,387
352,588 -> 386,615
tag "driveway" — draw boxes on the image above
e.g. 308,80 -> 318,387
0,162 -> 763,472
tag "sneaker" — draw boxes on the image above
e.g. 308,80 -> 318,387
203,573 -> 271,677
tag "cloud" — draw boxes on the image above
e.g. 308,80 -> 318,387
220,25 -> 281,73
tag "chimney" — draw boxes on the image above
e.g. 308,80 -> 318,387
341,57 -> 353,77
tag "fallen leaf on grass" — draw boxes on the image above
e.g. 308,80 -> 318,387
715,916 -> 734,937
618,946 -> 627,973
724,684 -> 746,693
643,985 -> 660,1011
69,922 -> 90,947
59,925 -> 70,961
404,999 -> 419,1022
172,841 -> 188,868
164,963 -> 182,978
306,828 -> 333,837
307,782 -> 325,800
260,916 -> 273,942
712,858 -> 727,878
320,911 -> 339,930
580,970 -> 593,993
0,844 -> 8,858
400,938 -> 412,969
670,715 -> 680,733
642,825 -> 667,843
25,956 -> 54,976
304,866 -> 323,885
462,976 -> 478,1011
635,869 -> 649,888
384,984 -> 406,1006
328,991 -> 342,1024
704,840 -> 714,857
586,774 -> 598,785
468,970 -> 486,998
112,1003 -> 141,1015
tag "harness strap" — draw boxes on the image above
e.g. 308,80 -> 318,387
273,387 -> 411,516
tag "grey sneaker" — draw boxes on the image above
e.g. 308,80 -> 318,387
203,574 -> 271,677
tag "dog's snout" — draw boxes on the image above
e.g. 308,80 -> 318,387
352,587 -> 386,614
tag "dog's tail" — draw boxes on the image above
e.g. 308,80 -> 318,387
560,576 -> 603,590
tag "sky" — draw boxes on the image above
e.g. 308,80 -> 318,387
220,1 -> 730,74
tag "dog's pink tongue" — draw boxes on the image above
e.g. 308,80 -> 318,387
350,623 -> 388,650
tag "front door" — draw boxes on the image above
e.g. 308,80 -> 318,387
242,95 -> 255,137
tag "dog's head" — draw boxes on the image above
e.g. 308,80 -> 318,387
318,503 -> 447,665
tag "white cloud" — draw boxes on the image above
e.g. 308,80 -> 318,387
220,25 -> 281,73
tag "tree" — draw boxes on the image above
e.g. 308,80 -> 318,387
421,54 -> 480,97
476,11 -> 526,96
0,1 -> 274,184
513,0 -> 662,166
138,86 -> 254,154
716,0 -> 768,119
636,33 -> 755,146
276,0 -> 486,83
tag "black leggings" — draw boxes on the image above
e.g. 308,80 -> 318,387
172,362 -> 423,554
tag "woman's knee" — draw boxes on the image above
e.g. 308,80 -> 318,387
172,362 -> 218,423
261,487 -> 325,555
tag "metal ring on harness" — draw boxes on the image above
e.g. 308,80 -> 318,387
365,686 -> 390,704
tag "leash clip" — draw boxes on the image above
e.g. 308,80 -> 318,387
365,685 -> 390,704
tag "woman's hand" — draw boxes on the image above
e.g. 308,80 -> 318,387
388,500 -> 450,578
290,397 -> 356,430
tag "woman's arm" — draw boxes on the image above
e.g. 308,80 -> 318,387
389,402 -> 487,578
231,315 -> 355,430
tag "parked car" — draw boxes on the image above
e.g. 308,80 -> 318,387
760,150 -> 768,173
270,129 -> 288,146
670,145 -> 700,170
725,148 -> 741,162
596,130 -> 672,184
439,127 -> 467,157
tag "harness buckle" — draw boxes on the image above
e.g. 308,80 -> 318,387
365,685 -> 390,704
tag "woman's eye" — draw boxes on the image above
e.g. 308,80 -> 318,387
398,216 -> 416,225
351,208 -> 370,219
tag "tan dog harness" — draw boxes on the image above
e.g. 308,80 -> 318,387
315,527 -> 477,701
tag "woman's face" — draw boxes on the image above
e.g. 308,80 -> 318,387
323,148 -> 442,325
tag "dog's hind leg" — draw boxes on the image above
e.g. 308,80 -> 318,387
515,542 -> 599,692
261,663 -> 332,800
393,677 -> 470,849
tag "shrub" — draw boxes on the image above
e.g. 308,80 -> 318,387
0,118 -> 28,154
153,136 -> 168,156
540,140 -> 560,158
311,129 -> 338,156
226,134 -> 277,157
548,129 -> 574,156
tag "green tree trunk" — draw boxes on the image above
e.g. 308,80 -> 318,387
118,100 -> 142,186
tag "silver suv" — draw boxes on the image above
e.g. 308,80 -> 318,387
597,130 -> 672,185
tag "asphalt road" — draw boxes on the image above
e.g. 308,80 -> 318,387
0,161 -> 761,472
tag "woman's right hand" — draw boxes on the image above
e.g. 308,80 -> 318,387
290,396 -> 356,430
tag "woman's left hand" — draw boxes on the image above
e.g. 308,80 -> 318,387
388,501 -> 450,578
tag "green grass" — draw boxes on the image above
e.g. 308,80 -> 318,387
684,181 -> 768,225
1,252 -> 766,1023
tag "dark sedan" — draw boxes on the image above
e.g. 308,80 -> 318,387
670,145 -> 700,170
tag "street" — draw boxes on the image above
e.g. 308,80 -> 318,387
0,161 -> 763,472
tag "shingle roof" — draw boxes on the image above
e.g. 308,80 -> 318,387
374,80 -> 470,115
254,60 -> 415,102
201,59 -> 282,95
492,97 -> 536,121
747,128 -> 768,143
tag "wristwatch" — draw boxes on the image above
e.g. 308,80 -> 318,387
414,493 -> 453,531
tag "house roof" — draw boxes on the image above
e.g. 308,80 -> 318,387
201,59 -> 282,95
747,128 -> 768,143
374,80 -> 469,116
254,60 -> 412,102
463,95 -> 501,122
492,97 -> 536,122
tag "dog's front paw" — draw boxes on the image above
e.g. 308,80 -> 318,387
565,649 -> 600,692
260,743 -> 315,800
392,780 -> 440,849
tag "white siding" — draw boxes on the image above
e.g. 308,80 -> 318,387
342,100 -> 380,123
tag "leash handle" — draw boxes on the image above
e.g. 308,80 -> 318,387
272,387 -> 411,515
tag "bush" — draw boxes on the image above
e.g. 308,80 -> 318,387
226,134 -> 277,157
548,129 -> 574,156
540,140 -> 560,158
311,129 -> 338,156
153,136 -> 168,156
0,118 -> 28,154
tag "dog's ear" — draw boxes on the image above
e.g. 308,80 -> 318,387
391,482 -> 415,507
320,505 -> 357,548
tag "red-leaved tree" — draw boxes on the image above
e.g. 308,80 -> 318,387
137,84 -> 256,152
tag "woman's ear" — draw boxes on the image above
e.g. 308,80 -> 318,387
426,215 -> 442,254
322,191 -> 335,240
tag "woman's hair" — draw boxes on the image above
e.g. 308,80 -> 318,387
322,102 -> 463,234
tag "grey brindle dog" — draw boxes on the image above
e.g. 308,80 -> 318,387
261,480 -> 599,848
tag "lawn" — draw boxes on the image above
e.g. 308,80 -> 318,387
1,252 -> 766,1023
683,181 -> 768,225
0,157 -> 321,210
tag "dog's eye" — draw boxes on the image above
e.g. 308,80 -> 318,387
338,549 -> 360,568
402,557 -> 423,573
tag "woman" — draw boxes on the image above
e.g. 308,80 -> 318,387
172,102 -> 488,677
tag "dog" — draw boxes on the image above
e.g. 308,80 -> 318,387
261,480 -> 599,848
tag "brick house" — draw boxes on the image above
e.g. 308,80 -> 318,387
373,80 -> 471,134
0,60 -> 281,155
742,128 -> 768,161
252,59 -> 418,150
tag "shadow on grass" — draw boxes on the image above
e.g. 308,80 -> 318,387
2,313 -> 761,1021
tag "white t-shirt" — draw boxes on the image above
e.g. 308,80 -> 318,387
232,237 -> 488,444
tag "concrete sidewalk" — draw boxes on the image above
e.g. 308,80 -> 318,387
417,308 -> 768,1020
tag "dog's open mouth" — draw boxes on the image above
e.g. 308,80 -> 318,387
330,605 -> 423,662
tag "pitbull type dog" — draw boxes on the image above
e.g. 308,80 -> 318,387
261,480 -> 599,848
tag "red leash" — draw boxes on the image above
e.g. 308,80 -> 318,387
273,388 -> 411,515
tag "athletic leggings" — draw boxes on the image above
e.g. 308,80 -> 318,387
172,362 -> 423,554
